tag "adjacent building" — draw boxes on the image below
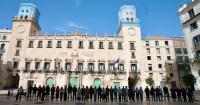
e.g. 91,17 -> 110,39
142,36 -> 179,88
0,3 -> 184,89
0,28 -> 11,87
171,36 -> 190,87
178,0 -> 200,89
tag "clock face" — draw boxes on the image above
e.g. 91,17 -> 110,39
17,25 -> 26,33
128,28 -> 135,35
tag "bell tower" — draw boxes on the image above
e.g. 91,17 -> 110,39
118,5 -> 141,39
12,3 -> 41,36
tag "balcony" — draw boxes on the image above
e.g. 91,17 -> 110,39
118,70 -> 126,75
107,70 -> 115,74
98,70 -> 106,74
88,70 -> 95,74
23,69 -> 29,73
44,70 -> 51,73
129,70 -> 140,75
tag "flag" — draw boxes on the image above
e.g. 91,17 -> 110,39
113,58 -> 119,66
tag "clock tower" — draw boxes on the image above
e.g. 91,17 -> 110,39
118,5 -> 141,40
118,5 -> 143,87
12,3 -> 41,37
7,3 -> 41,75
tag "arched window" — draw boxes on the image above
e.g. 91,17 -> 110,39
2,36 -> 6,40
20,15 -> 23,19
126,18 -> 129,21
25,15 -> 28,19
131,18 -> 134,22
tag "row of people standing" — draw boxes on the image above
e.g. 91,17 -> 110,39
145,86 -> 194,103
16,84 -> 195,103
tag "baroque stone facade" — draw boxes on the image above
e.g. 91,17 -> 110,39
0,3 -> 182,89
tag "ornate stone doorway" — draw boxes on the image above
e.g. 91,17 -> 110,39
93,78 -> 101,88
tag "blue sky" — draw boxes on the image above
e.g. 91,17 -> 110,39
0,0 -> 190,37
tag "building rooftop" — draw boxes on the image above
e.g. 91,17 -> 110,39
0,28 -> 12,33
143,35 -> 171,40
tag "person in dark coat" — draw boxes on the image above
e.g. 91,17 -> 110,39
51,85 -> 55,101
155,86 -> 160,101
32,85 -> 38,101
63,85 -> 67,101
106,86 -> 110,102
136,88 -> 139,101
56,86 -> 59,101
102,87 -> 106,101
94,87 -> 97,102
122,86 -> 126,102
89,86 -> 94,101
97,86 -> 102,101
85,86 -> 90,101
45,85 -> 50,101
60,87 -> 64,101
110,86 -> 114,102
113,86 -> 118,101
187,88 -> 193,103
81,86 -> 86,101
163,86 -> 169,101
27,84 -> 33,101
159,87 -> 163,101
68,84 -> 72,100
77,86 -> 81,101
72,85 -> 77,101
145,86 -> 150,101
131,88 -> 135,101
171,88 -> 177,101
37,85 -> 42,101
181,88 -> 187,102
150,87 -> 155,101
118,87 -> 122,102
41,85 -> 46,101
16,86 -> 23,101
128,87 -> 133,101
176,88 -> 182,101
139,87 -> 143,101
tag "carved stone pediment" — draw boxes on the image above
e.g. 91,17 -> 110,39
44,58 -> 52,62
13,58 -> 20,62
88,59 -> 95,62
35,58 -> 43,61
130,60 -> 137,63
65,59 -> 72,62
98,59 -> 105,62
108,60 -> 114,63
54,58 -> 62,62
77,59 -> 84,62
25,58 -> 33,61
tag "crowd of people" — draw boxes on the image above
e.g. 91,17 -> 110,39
15,84 -> 195,103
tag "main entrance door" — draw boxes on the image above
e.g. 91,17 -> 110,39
114,81 -> 120,88
46,77 -> 54,87
93,78 -> 101,88
70,77 -> 78,87
27,80 -> 34,87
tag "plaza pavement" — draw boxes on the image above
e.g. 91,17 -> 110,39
0,95 -> 200,105
0,89 -> 200,105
